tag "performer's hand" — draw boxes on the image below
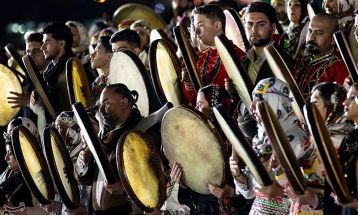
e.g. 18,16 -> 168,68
256,181 -> 285,198
78,147 -> 90,168
7,90 -> 30,108
229,156 -> 246,183
30,90 -> 39,106
181,68 -> 191,84
40,200 -> 61,213
63,203 -> 87,215
343,77 -> 353,90
208,183 -> 235,198
288,187 -> 319,208
170,162 -> 185,188
224,78 -> 235,96
144,208 -> 162,215
104,180 -> 124,195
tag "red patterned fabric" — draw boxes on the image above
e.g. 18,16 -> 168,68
182,45 -> 245,106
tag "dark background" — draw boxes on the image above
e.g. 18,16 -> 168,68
0,0 -> 174,49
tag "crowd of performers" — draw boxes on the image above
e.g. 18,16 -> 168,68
0,0 -> 358,214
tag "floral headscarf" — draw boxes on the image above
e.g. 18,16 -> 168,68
55,111 -> 81,147
252,78 -> 309,163
3,117 -> 40,144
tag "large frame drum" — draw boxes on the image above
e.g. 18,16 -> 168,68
161,106 -> 227,194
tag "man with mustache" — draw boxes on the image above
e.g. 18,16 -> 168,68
323,0 -> 358,61
295,13 -> 349,99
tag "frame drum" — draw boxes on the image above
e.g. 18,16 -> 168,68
304,103 -> 351,203
258,101 -> 306,194
214,34 -> 253,109
72,102 -> 117,184
0,64 -> 22,126
11,126 -> 55,205
213,105 -> 272,186
173,26 -> 202,92
149,39 -> 184,106
224,9 -> 251,52
161,106 -> 226,194
264,44 -> 305,121
66,57 -> 92,107
116,130 -> 166,212
22,55 -> 57,120
43,126 -> 80,209
108,51 -> 157,117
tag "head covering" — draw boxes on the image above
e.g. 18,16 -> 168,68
312,82 -> 347,124
338,0 -> 355,14
130,19 -> 153,35
3,117 -> 40,144
55,111 -> 81,147
66,21 -> 90,48
252,78 -> 309,163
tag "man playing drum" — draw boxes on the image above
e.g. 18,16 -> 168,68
294,14 -> 349,99
182,4 -> 245,106
75,83 -> 143,215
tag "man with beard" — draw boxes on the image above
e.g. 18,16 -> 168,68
75,83 -> 143,215
31,23 -> 74,120
323,0 -> 358,61
294,13 -> 349,99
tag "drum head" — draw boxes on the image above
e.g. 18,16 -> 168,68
11,126 -> 54,205
304,103 -> 351,203
258,101 -> 306,194
224,9 -> 250,52
213,105 -> 272,186
5,43 -> 27,80
108,51 -> 153,116
149,39 -> 183,106
334,31 -> 358,82
161,106 -> 226,194
264,44 -> 305,120
66,57 -> 92,108
43,126 -> 80,209
0,64 -> 22,126
214,34 -> 253,109
22,55 -> 57,120
116,130 -> 166,212
307,3 -> 316,20
113,3 -> 166,30
173,26 -> 202,92
72,102 -> 117,184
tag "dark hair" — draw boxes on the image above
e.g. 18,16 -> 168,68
106,83 -> 138,107
41,22 -> 73,52
244,2 -> 278,25
109,29 -> 141,49
355,9 -> 358,15
312,82 -> 347,123
192,4 -> 226,31
98,36 -> 112,53
25,32 -> 43,43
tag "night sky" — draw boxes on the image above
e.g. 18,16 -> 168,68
1,0 -> 173,48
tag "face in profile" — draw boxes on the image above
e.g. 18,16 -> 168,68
41,33 -> 63,61
193,14 -> 221,47
5,144 -> 19,171
196,91 -> 211,118
344,86 -> 358,121
90,43 -> 112,70
310,89 -> 327,120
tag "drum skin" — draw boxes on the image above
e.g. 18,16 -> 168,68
0,64 -> 22,126
117,130 -> 166,212
224,9 -> 250,52
11,126 -> 54,205
66,57 -> 92,108
149,39 -> 183,107
161,106 -> 226,194
43,126 -> 80,209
